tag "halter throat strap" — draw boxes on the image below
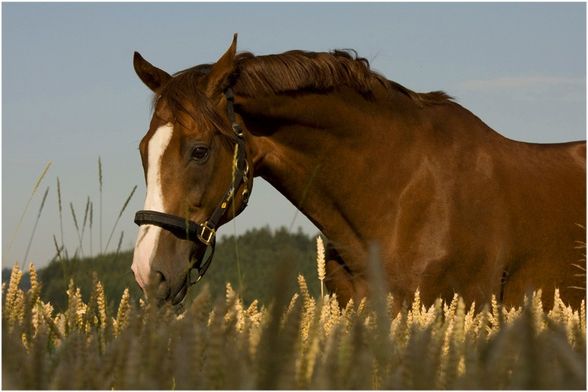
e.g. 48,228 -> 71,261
134,88 -> 249,283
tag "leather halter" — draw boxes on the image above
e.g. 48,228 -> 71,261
134,88 -> 250,290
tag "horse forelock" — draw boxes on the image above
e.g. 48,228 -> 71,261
151,66 -> 239,148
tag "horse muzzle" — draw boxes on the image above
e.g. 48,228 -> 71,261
150,269 -> 191,306
134,210 -> 218,306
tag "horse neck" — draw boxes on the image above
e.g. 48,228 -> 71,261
237,88 -> 490,263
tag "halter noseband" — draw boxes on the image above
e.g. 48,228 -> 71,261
134,88 -> 250,292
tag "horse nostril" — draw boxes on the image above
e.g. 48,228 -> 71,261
154,271 -> 171,300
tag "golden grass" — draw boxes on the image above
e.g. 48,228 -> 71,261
2,264 -> 586,389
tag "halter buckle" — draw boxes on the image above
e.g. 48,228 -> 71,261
232,122 -> 244,137
198,222 -> 216,246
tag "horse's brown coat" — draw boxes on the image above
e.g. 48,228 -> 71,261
133,37 -> 586,308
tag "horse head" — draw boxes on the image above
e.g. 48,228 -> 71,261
131,35 -> 252,305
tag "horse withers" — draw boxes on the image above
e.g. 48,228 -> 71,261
131,35 -> 585,309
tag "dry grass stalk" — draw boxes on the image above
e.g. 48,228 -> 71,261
23,186 -> 50,266
104,185 -> 136,252
80,196 -> 91,253
98,156 -> 103,253
89,201 -> 94,256
69,202 -> 83,257
115,231 -> 125,256
6,161 -> 52,260
56,177 -> 65,251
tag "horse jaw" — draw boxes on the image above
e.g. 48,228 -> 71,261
132,123 -> 174,290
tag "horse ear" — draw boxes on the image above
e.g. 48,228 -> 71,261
133,52 -> 171,93
204,33 -> 238,96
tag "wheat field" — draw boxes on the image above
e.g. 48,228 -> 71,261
2,262 -> 585,390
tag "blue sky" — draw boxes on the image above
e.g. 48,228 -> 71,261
3,2 -> 586,268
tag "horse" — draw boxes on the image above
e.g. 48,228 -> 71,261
131,35 -> 586,310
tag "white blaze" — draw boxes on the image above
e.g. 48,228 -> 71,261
131,123 -> 174,289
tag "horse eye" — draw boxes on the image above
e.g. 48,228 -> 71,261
191,146 -> 209,162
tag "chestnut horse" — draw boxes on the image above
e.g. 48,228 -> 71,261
131,35 -> 585,309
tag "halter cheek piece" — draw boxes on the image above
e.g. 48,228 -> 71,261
134,88 -> 250,289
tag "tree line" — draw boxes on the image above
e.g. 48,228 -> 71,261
2,226 -> 321,312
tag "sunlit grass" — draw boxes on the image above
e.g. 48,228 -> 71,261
2,263 -> 585,389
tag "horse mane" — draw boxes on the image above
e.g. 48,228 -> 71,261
161,49 -> 452,121
232,49 -> 453,105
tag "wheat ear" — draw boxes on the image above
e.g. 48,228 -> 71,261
316,236 -> 326,298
